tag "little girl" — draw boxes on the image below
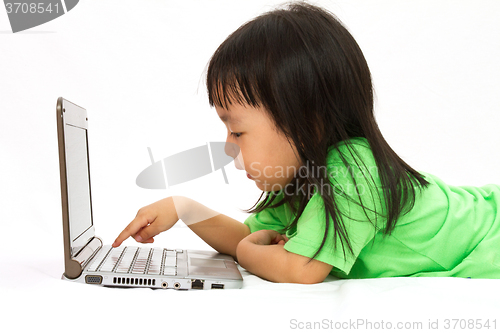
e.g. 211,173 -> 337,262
113,3 -> 500,282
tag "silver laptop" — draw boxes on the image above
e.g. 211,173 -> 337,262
56,97 -> 243,290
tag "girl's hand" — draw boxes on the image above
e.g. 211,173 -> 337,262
271,233 -> 289,246
244,229 -> 289,246
112,197 -> 180,247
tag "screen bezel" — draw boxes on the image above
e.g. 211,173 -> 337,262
57,98 -> 95,258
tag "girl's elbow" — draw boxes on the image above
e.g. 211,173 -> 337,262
295,274 -> 326,284
288,268 -> 326,284
291,261 -> 332,284
235,238 -> 250,267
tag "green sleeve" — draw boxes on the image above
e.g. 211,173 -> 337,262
284,141 -> 385,275
243,193 -> 287,234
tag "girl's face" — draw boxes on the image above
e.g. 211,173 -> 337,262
216,103 -> 302,192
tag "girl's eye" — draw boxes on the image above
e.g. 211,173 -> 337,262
230,132 -> 242,138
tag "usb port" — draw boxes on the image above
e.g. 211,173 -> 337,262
211,283 -> 224,289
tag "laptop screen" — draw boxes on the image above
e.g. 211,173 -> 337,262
65,124 -> 93,244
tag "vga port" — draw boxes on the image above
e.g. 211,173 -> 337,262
85,275 -> 103,284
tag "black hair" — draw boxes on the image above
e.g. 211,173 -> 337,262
206,2 -> 430,262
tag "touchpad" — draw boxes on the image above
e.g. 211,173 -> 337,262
190,258 -> 227,268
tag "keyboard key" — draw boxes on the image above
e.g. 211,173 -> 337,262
147,248 -> 163,275
87,246 -> 111,272
115,247 -> 138,273
131,247 -> 151,274
99,247 -> 124,272
164,256 -> 176,267
163,267 -> 177,276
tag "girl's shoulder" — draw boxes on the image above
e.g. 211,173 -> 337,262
326,137 -> 371,161
326,137 -> 377,179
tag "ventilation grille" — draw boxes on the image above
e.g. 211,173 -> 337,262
113,277 -> 156,286
85,275 -> 103,284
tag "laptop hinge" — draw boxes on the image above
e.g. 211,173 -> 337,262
73,236 -> 103,271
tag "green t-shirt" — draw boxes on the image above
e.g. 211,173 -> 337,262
243,137 -> 500,279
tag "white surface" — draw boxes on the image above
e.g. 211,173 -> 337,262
1,1 -> 500,332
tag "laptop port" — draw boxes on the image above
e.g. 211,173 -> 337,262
173,282 -> 181,289
191,279 -> 204,290
211,284 -> 224,289
161,281 -> 168,289
85,275 -> 103,284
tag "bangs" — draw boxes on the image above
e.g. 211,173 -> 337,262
207,69 -> 263,110
206,17 -> 271,110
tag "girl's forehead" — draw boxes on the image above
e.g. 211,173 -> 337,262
216,103 -> 272,127
219,113 -> 240,125
215,105 -> 249,125
216,106 -> 236,123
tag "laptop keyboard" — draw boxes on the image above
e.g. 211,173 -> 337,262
86,246 -> 178,276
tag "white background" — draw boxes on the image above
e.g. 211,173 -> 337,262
1,1 -> 500,332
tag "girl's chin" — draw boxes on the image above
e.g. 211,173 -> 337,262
253,180 -> 284,192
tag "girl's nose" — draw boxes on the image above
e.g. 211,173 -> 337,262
225,142 -> 244,171
224,141 -> 239,159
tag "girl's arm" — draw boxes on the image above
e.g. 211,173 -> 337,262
179,197 -> 250,259
236,230 -> 333,284
113,196 -> 250,260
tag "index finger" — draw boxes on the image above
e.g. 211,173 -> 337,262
112,216 -> 151,247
